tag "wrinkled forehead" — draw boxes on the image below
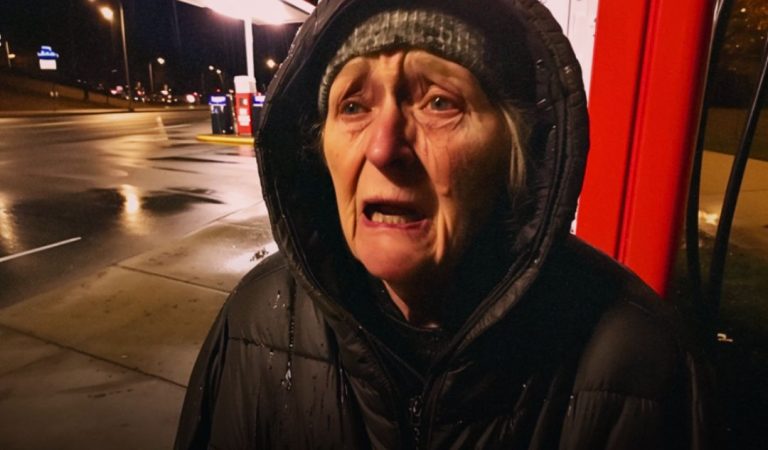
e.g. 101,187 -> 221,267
326,49 -> 488,102
317,8 -> 495,117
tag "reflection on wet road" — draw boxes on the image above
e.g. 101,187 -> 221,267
0,110 -> 263,307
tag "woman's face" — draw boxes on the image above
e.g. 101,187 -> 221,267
323,49 -> 510,291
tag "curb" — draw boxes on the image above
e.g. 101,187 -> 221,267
196,134 -> 255,145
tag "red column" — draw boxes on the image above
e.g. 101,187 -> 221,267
576,0 -> 715,295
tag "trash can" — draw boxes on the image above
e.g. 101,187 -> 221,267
209,94 -> 234,135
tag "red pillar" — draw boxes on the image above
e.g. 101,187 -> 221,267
576,0 -> 716,295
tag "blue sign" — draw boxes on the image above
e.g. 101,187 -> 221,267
37,45 -> 59,60
209,95 -> 227,106
253,95 -> 265,108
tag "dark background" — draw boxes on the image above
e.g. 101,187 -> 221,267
0,0 -> 306,94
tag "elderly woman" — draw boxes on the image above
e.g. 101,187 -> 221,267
176,0 -> 715,448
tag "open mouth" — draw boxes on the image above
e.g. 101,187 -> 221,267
363,202 -> 425,225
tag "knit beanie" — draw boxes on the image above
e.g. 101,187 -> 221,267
318,8 -> 515,117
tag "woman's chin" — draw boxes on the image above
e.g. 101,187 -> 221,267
355,245 -> 432,286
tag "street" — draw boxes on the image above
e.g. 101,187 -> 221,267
0,109 -> 275,449
0,110 -> 264,307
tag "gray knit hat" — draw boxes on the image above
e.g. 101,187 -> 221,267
318,8 -> 504,117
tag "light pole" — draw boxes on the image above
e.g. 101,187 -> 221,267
148,56 -> 165,96
94,1 -> 132,111
209,65 -> 225,90
0,34 -> 15,69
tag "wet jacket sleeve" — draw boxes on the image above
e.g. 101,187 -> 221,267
174,305 -> 230,450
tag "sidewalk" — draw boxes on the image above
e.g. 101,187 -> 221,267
697,150 -> 768,252
0,201 -> 275,450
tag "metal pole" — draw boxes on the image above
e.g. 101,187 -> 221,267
244,18 -> 255,79
118,1 -> 132,111
686,0 -> 733,335
5,41 -> 12,69
707,31 -> 768,319
148,61 -> 154,94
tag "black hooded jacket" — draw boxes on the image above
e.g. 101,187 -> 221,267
175,0 -> 715,448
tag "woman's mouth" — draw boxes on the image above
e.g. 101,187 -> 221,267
363,202 -> 426,226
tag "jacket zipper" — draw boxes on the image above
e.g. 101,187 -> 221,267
408,395 -> 424,448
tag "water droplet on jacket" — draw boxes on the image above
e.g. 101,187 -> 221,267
281,367 -> 293,391
566,394 -> 575,415
271,290 -> 281,309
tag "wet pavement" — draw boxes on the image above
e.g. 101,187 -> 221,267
0,201 -> 275,450
0,111 -> 261,307
697,151 -> 768,252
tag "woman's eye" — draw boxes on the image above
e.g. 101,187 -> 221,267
428,96 -> 457,111
341,101 -> 365,115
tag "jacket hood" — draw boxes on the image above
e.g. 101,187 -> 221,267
256,0 -> 589,351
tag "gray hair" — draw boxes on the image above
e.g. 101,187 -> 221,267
499,100 -> 529,208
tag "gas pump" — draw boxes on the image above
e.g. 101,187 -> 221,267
234,75 -> 257,136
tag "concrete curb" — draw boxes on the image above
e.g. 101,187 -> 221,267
196,134 -> 255,146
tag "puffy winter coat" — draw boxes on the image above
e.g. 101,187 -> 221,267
175,0 -> 716,448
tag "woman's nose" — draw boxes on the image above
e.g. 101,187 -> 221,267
365,100 -> 415,169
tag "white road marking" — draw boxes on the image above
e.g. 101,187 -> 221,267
0,237 -> 82,263
6,120 -> 81,129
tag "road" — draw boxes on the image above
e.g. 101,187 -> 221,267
0,109 -> 263,307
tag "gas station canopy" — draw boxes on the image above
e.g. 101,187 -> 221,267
178,0 -> 314,24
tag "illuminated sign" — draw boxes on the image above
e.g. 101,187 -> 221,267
209,95 -> 227,106
37,45 -> 59,70
253,95 -> 265,108
37,45 -> 59,59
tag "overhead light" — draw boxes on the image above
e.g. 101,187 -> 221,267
99,6 -> 115,22
205,0 -> 309,24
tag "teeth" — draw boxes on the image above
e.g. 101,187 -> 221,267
371,211 -> 414,224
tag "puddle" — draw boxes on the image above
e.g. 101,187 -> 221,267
0,186 -> 225,254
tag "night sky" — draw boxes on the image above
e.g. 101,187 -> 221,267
0,0 -> 302,93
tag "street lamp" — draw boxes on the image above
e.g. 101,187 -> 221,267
209,65 -> 225,90
92,0 -> 132,111
148,56 -> 165,96
266,58 -> 277,69
99,6 -> 114,21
